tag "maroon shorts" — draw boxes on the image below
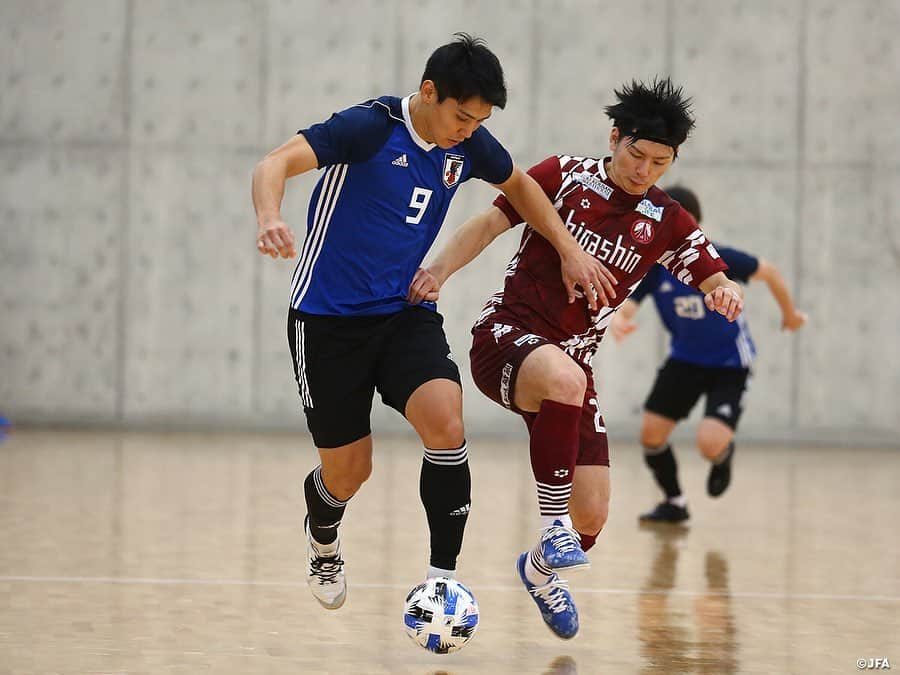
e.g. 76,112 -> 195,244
470,324 -> 610,466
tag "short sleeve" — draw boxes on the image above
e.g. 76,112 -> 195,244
492,156 -> 565,227
659,206 -> 729,290
462,126 -> 514,185
299,100 -> 394,167
630,265 -> 662,303
717,246 -> 759,284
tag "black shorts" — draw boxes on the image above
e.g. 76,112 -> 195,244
287,306 -> 461,448
644,358 -> 751,430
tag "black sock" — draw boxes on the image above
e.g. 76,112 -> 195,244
304,466 -> 347,545
643,443 -> 682,499
420,443 -> 470,571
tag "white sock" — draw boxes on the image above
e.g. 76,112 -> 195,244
524,550 -> 554,586
427,565 -> 455,579
540,513 -> 573,530
309,534 -> 339,557
668,495 -> 687,508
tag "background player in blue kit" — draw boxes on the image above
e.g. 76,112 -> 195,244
611,186 -> 807,523
251,33 -> 616,610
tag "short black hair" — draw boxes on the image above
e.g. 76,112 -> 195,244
665,185 -> 702,222
421,33 -> 507,109
604,77 -> 695,156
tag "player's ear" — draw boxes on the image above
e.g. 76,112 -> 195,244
420,79 -> 437,104
608,127 -> 619,152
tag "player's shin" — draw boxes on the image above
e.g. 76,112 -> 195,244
528,400 -> 587,576
643,443 -> 683,500
420,442 -> 470,579
304,466 -> 348,548
304,465 -> 349,609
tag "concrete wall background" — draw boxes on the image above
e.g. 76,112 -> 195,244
1,0 -> 898,444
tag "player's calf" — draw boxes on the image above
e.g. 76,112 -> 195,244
420,443 -> 471,579
642,442 -> 683,499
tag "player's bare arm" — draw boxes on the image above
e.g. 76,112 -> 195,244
699,272 -> 744,322
408,206 -> 510,304
252,134 -> 320,259
751,259 -> 808,331
495,166 -> 618,310
610,299 -> 640,342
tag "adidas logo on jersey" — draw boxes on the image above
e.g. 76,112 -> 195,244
392,153 -> 409,167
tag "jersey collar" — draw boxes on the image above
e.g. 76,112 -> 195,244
599,156 -> 646,206
402,94 -> 437,152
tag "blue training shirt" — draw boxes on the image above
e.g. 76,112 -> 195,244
631,245 -> 759,368
289,94 -> 514,316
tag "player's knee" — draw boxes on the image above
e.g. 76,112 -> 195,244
640,426 -> 668,449
697,432 -> 727,461
340,456 -> 373,494
697,422 -> 732,461
420,412 -> 465,450
545,366 -> 587,406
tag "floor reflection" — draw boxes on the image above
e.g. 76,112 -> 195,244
638,525 -> 737,674
2,432 -> 897,673
542,654 -> 577,674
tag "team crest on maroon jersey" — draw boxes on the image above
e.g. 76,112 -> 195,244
631,219 -> 655,244
442,153 -> 464,188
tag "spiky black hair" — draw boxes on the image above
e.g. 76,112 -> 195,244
604,77 -> 695,156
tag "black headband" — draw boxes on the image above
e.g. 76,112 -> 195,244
622,127 -> 680,157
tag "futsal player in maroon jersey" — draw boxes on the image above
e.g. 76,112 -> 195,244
408,78 -> 744,638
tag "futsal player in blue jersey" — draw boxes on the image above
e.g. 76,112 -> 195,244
251,33 -> 616,610
610,186 -> 806,523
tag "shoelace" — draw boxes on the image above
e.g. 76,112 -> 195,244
544,525 -> 580,554
530,576 -> 571,614
310,555 -> 344,584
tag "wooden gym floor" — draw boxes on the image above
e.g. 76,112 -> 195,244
0,430 -> 897,674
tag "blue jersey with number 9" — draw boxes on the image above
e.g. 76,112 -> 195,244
289,95 -> 513,316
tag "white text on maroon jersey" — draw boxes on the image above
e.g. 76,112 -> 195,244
564,209 -> 642,274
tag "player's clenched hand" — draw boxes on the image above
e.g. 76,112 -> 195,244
407,267 -> 441,304
560,247 -> 618,311
256,219 -> 297,259
782,309 -> 807,332
704,286 -> 743,322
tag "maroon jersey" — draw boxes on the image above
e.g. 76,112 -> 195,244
474,155 -> 728,365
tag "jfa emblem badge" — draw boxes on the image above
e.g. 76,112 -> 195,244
631,219 -> 655,244
442,153 -> 464,188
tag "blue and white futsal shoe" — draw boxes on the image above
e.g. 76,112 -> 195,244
517,553 -> 579,639
540,520 -> 590,571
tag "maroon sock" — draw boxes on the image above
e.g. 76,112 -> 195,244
577,530 -> 598,552
529,399 -> 581,518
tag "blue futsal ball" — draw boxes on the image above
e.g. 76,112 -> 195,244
403,577 -> 479,654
